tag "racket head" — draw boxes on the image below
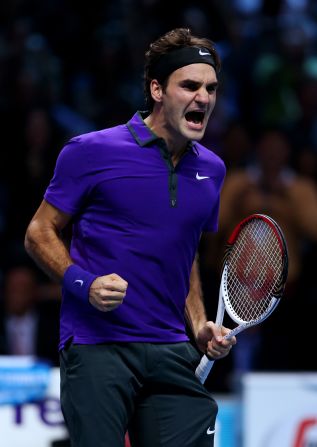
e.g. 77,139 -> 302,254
221,214 -> 288,326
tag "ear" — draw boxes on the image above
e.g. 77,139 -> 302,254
150,79 -> 163,104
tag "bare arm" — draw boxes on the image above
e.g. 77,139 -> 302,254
25,200 -> 128,312
25,200 -> 73,281
185,255 -> 207,339
185,255 -> 236,359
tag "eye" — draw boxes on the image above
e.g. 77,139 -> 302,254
181,81 -> 199,91
207,83 -> 218,94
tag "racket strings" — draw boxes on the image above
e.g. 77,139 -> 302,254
226,220 -> 283,322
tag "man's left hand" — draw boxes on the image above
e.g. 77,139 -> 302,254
196,321 -> 236,360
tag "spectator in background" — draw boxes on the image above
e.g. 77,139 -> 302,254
219,129 -> 317,283
0,265 -> 60,365
291,68 -> 317,181
5,107 -> 64,251
295,145 -> 317,183
202,128 -> 317,388
217,121 -> 252,170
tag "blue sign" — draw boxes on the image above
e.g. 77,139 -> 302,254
0,357 -> 51,405
216,397 -> 241,447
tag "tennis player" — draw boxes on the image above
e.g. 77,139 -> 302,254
25,28 -> 236,447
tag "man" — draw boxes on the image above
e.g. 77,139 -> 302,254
25,28 -> 236,447
0,265 -> 60,366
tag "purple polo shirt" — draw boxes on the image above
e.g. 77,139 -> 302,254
44,112 -> 226,349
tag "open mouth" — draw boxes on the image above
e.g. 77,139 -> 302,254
185,111 -> 205,127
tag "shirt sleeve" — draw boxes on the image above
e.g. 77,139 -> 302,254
44,136 -> 94,215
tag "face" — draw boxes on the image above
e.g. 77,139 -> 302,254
257,132 -> 290,172
5,268 -> 37,315
153,63 -> 218,146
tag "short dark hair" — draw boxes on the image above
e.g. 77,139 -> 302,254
144,28 -> 221,111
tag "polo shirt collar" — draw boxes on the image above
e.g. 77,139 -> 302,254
127,111 -> 199,156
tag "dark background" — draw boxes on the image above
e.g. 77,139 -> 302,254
0,0 -> 317,391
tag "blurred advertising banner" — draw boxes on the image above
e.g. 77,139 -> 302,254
0,356 -> 68,447
0,356 -> 50,405
243,373 -> 317,447
214,397 -> 240,447
0,356 -> 240,447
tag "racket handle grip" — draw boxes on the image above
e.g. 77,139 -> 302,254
195,355 -> 215,384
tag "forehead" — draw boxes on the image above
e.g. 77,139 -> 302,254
168,63 -> 217,84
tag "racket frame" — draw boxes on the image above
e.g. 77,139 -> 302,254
195,213 -> 288,384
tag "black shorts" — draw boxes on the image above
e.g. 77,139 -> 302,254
60,342 -> 218,447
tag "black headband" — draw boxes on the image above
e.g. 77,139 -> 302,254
150,46 -> 218,82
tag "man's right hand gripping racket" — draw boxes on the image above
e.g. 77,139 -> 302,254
195,213 -> 288,384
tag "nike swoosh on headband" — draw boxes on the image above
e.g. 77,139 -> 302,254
199,49 -> 211,56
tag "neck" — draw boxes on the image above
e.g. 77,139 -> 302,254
144,110 -> 188,158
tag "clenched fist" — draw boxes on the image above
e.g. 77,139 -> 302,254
89,273 -> 128,312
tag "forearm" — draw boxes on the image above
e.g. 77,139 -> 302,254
185,255 -> 207,340
185,257 -> 237,359
25,215 -> 72,283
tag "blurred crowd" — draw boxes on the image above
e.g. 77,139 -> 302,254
0,0 -> 317,391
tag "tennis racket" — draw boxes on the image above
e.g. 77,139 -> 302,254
195,213 -> 288,384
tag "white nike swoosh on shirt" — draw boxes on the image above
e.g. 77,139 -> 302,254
206,427 -> 215,435
74,279 -> 84,286
196,173 -> 210,180
199,49 -> 211,56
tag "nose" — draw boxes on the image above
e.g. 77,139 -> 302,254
194,88 -> 210,105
